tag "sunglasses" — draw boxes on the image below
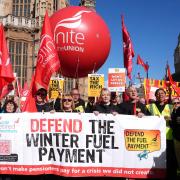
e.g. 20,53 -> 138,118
63,99 -> 72,102
36,92 -> 46,97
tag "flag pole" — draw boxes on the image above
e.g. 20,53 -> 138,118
74,57 -> 80,89
15,77 -> 21,112
16,77 -> 20,98
146,61 -> 149,79
165,61 -> 172,103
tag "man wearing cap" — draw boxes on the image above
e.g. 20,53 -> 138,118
35,88 -> 53,112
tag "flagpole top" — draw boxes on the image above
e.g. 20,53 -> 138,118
178,33 -> 180,47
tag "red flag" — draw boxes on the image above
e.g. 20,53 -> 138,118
33,11 -> 60,92
21,81 -> 29,97
121,15 -> 135,80
0,83 -> 14,99
122,89 -> 129,102
20,82 -> 29,110
21,91 -> 37,112
21,77 -> 37,112
167,65 -> 180,96
137,55 -> 149,72
0,23 -> 15,97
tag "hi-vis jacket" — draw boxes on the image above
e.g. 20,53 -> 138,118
146,103 -> 173,140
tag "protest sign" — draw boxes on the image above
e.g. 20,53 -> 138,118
108,68 -> 126,92
88,74 -> 104,97
0,113 -> 166,179
49,77 -> 64,99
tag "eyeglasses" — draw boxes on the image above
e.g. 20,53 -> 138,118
71,93 -> 79,96
173,102 -> 180,105
63,99 -> 72,102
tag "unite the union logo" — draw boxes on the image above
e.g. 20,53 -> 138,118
54,10 -> 92,53
38,34 -> 56,68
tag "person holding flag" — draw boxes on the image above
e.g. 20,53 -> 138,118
119,86 -> 150,117
0,23 -> 15,99
35,88 -> 53,112
22,11 -> 60,112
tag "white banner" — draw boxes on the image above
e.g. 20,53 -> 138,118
0,113 -> 166,178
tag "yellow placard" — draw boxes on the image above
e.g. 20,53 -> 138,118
124,129 -> 161,153
88,74 -> 104,97
49,78 -> 64,99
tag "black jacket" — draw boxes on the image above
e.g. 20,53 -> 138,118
54,98 -> 61,112
118,101 -> 150,115
74,98 -> 85,112
36,102 -> 53,112
93,103 -> 119,114
171,107 -> 180,140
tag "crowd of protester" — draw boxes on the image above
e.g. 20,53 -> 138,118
0,86 -> 179,180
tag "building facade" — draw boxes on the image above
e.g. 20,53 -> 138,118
0,0 -> 36,87
0,0 -> 96,100
173,34 -> 180,81
79,0 -> 96,11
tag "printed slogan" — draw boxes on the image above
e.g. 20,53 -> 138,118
0,113 -> 166,179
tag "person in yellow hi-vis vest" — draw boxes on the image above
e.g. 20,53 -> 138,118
146,88 -> 177,179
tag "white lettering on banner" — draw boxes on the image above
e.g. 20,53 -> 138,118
0,113 -> 166,179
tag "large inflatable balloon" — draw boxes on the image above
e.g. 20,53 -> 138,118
50,6 -> 111,78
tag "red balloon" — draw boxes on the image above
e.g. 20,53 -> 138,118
50,6 -> 111,78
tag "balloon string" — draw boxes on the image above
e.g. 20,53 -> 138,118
74,58 -> 80,88
74,58 -> 79,78
57,56 -> 63,77
92,62 -> 96,74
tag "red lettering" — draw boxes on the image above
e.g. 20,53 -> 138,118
63,119 -> 72,132
30,118 -> 82,133
73,119 -> 82,133
55,119 -> 62,132
40,118 -> 46,132
48,119 -> 54,132
31,119 -> 39,132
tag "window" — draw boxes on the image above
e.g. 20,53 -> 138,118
9,40 -> 29,85
12,0 -> 31,17
53,0 -> 58,11
48,3 -> 51,11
